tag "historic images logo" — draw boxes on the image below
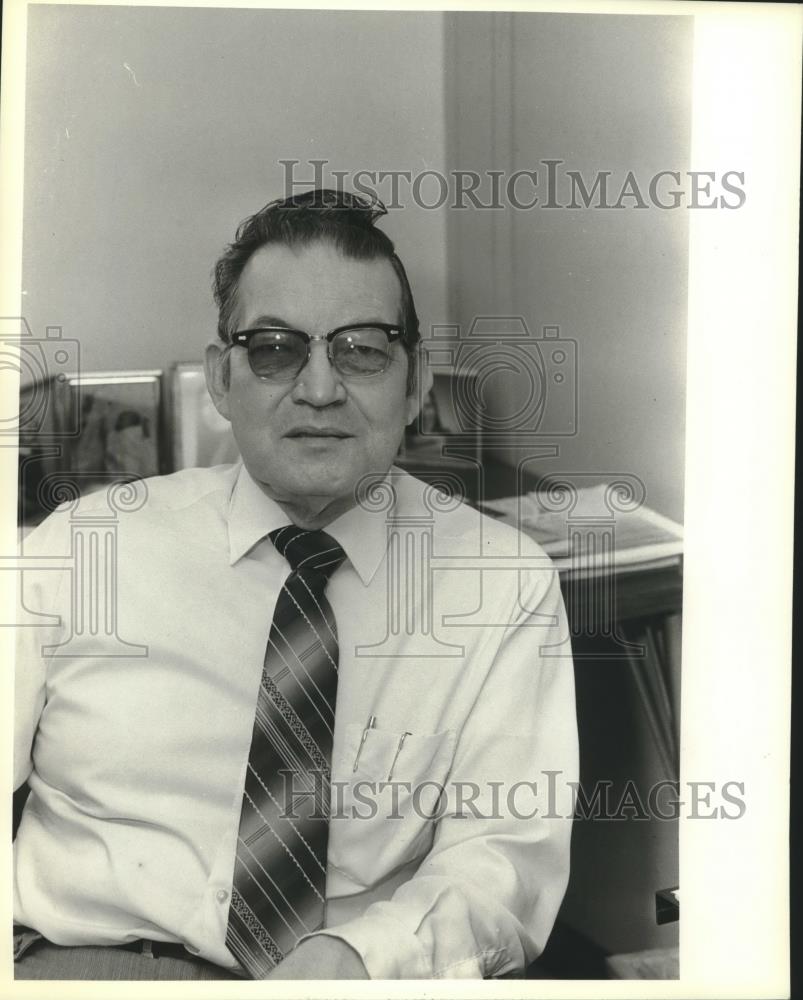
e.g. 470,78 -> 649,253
280,159 -> 746,211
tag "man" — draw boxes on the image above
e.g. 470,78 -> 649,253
14,190 -> 578,979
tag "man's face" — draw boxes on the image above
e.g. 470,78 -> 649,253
206,240 -> 423,513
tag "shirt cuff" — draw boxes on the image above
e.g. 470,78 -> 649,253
300,911 -> 432,979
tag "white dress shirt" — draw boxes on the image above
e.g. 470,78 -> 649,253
14,462 -> 578,979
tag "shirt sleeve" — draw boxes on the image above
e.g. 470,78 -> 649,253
306,564 -> 578,979
14,512 -> 70,791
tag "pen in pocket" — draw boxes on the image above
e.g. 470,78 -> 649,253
353,714 -> 377,772
387,731 -> 412,782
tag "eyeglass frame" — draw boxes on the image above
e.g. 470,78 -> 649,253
228,322 -> 407,381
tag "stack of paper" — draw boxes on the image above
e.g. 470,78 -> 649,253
480,483 -> 683,575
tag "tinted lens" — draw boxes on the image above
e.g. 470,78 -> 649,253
332,327 -> 392,376
247,330 -> 307,379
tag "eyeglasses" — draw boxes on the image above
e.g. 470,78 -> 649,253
230,323 -> 405,381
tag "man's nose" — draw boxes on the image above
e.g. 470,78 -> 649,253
290,341 -> 346,406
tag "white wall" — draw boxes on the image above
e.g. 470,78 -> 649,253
444,13 -> 691,523
22,6 -> 449,372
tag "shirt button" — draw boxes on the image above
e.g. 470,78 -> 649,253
215,889 -> 229,903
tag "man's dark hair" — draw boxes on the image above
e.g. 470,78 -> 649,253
212,189 -> 421,367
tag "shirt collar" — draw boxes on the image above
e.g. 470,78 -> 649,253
226,463 -> 393,586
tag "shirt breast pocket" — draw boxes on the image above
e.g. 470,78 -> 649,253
327,723 -> 457,890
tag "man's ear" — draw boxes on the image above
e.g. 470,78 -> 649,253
405,347 -> 434,426
204,342 -> 232,421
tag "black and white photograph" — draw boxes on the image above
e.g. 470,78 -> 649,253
0,0 -> 797,993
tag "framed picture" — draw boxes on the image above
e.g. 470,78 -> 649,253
170,362 -> 239,470
17,369 -> 167,527
61,370 -> 166,482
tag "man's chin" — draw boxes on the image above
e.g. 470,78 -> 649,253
248,450 -> 398,511
255,469 -> 361,508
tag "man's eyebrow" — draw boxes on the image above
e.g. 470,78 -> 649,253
336,316 -> 400,328
248,315 -> 401,330
249,314 -> 294,328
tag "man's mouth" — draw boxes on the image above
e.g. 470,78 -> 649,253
284,427 -> 354,439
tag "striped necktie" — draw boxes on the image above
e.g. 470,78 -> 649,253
226,525 -> 347,978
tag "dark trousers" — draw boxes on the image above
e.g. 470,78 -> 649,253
13,928 -> 242,981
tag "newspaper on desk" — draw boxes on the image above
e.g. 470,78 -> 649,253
479,483 -> 684,576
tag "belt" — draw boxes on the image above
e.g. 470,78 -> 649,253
119,939 -> 190,960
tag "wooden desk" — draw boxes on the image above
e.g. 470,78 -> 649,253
560,557 -> 682,781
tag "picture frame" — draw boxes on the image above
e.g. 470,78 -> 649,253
169,361 -> 239,470
17,370 -> 167,526
61,369 -> 166,482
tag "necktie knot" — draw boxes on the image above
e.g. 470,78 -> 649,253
269,525 -> 347,580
